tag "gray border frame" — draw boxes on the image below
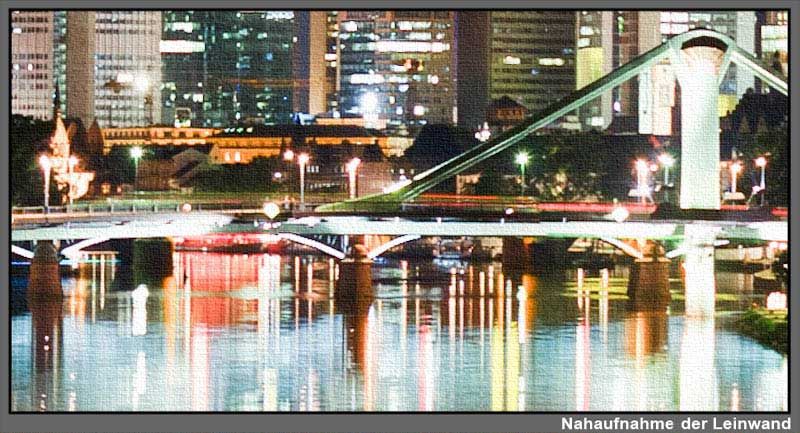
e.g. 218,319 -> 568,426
1,0 -> 796,431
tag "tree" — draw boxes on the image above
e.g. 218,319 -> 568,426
10,115 -> 53,206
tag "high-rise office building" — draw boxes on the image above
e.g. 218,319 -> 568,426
66,11 -> 162,128
11,11 -> 58,120
161,11 -> 301,127
759,11 -> 788,78
575,11 -> 664,132
160,11 -> 207,127
575,11 -> 613,130
337,11 -> 456,135
487,11 -> 576,122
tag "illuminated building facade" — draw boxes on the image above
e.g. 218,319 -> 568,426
66,11 -> 163,128
160,11 -> 301,127
488,11 -> 576,122
11,11 -> 58,120
574,11 -> 663,132
337,11 -> 457,135
758,11 -> 788,78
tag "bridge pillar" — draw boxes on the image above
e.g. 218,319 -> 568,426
28,241 -> 62,300
627,241 -> 671,309
336,235 -> 373,304
682,224 -> 719,318
133,238 -> 174,284
502,237 -> 535,272
674,46 -> 726,210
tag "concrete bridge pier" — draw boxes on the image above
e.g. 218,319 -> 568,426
501,237 -> 535,272
133,238 -> 174,284
336,235 -> 374,304
28,241 -> 62,301
627,241 -> 671,310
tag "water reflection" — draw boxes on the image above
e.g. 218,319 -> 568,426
10,250 -> 787,412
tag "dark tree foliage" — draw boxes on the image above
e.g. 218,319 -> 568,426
192,156 -> 278,192
10,115 -> 53,206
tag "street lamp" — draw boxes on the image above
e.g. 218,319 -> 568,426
346,157 -> 361,199
657,153 -> 674,186
515,151 -> 529,196
131,146 -> 143,189
297,153 -> 310,209
38,155 -> 52,213
754,156 -> 767,206
283,149 -> 295,162
729,161 -> 742,193
67,155 -> 78,207
635,159 -> 650,204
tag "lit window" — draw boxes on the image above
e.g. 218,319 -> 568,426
503,56 -> 521,65
413,105 -> 425,116
234,151 -> 241,162
224,152 -> 231,162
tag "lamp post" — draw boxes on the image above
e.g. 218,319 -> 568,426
67,155 -> 78,207
657,153 -> 674,186
297,153 -> 310,209
346,157 -> 361,199
729,161 -> 742,194
515,151 -> 529,196
38,155 -> 52,213
131,146 -> 143,190
755,156 -> 767,206
635,159 -> 649,204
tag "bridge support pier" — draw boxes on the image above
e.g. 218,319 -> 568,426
502,237 -> 535,272
133,238 -> 174,284
336,235 -> 373,304
28,241 -> 62,300
627,242 -> 671,310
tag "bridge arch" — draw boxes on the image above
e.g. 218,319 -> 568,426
598,237 -> 645,260
277,233 -> 346,260
60,237 -> 111,261
367,234 -> 421,259
11,245 -> 35,260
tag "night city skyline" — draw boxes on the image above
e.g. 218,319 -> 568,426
7,6 -> 790,422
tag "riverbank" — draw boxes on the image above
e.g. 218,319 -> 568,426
738,308 -> 788,353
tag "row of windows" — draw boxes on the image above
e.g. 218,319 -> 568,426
12,53 -> 50,60
11,16 -> 50,23
12,26 -> 51,33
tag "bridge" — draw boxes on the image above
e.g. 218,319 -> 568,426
316,29 -> 787,213
13,30 -> 788,319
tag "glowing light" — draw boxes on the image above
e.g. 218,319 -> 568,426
515,152 -> 529,166
361,92 -> 379,114
297,153 -> 310,166
283,149 -> 294,161
262,202 -> 280,220
38,155 -> 52,171
181,203 -> 192,212
766,292 -> 787,311
658,153 -> 675,167
503,56 -> 521,65
755,156 -> 767,168
130,146 -> 144,159
610,206 -> 630,223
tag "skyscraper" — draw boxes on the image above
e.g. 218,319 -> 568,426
573,11 -> 662,132
11,11 -> 57,120
759,11 -> 788,78
337,11 -> 457,135
487,11 -> 576,121
66,11 -> 162,128
160,11 -> 298,127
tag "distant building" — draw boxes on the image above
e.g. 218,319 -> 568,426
66,11 -> 162,128
486,96 -> 529,132
336,11 -> 457,135
136,148 -> 209,191
11,11 -> 58,120
488,11 -> 577,122
88,126 -> 220,155
758,11 -> 788,79
303,144 -> 394,196
207,124 -> 388,164
160,11 -> 298,128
